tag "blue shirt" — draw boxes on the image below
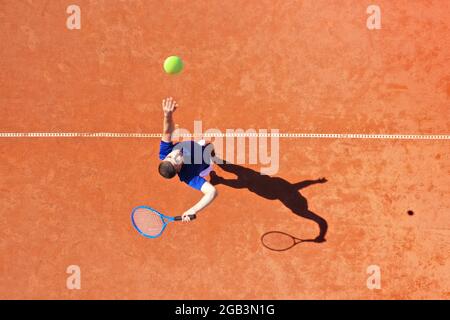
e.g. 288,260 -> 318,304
159,140 -> 211,191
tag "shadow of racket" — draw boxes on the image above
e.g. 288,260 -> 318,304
261,231 -> 316,251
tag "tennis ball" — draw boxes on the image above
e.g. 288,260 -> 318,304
163,56 -> 184,74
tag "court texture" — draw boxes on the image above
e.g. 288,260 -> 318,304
1,0 -> 449,299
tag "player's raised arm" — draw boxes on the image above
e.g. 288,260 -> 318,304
181,182 -> 218,221
161,97 -> 178,143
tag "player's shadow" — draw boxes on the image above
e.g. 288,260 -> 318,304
210,160 -> 328,243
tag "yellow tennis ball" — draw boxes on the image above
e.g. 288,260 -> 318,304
163,56 -> 184,74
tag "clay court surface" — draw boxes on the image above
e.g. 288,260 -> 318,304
1,0 -> 449,299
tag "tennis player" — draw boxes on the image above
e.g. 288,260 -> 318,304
158,97 -> 218,222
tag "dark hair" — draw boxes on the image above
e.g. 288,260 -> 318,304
158,161 -> 176,179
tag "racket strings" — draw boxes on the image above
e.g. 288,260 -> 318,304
133,208 -> 165,236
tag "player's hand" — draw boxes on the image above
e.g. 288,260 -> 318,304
181,208 -> 196,222
317,177 -> 327,183
162,97 -> 178,116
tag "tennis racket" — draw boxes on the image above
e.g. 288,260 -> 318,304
261,231 -> 314,251
131,205 -> 196,238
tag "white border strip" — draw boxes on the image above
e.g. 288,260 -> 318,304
0,132 -> 449,140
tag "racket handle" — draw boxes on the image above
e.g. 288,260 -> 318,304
174,214 -> 197,221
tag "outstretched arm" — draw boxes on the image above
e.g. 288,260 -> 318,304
162,97 -> 178,143
293,177 -> 327,190
181,182 -> 218,221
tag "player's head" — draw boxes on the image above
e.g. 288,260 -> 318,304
159,149 -> 183,178
158,161 -> 176,179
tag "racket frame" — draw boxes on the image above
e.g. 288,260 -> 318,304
131,205 -> 175,239
131,205 -> 196,238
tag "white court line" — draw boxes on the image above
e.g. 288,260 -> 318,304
0,132 -> 449,140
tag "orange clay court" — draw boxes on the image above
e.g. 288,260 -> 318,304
1,0 -> 449,299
